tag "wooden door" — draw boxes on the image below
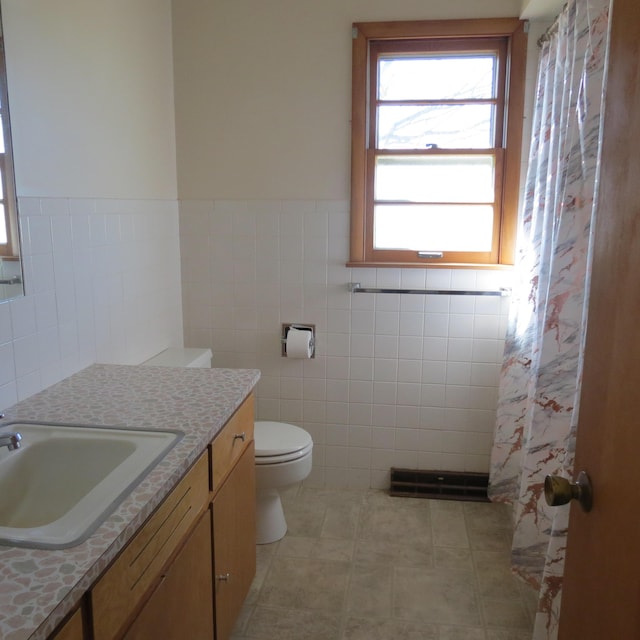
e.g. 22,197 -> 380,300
122,511 -> 214,640
559,0 -> 640,636
212,442 -> 256,640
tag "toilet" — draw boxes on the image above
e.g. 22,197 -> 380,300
254,421 -> 313,544
142,349 -> 313,544
142,347 -> 213,369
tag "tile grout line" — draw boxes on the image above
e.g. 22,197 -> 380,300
336,491 -> 363,640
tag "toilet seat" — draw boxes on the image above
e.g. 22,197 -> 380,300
254,421 -> 313,465
255,441 -> 313,465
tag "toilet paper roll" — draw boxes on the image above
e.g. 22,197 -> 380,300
286,328 -> 313,358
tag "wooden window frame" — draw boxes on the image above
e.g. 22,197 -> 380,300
349,18 -> 527,268
0,18 -> 19,260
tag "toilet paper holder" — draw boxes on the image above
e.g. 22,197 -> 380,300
281,323 -> 315,358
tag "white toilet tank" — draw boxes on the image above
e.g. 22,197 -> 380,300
142,347 -> 212,369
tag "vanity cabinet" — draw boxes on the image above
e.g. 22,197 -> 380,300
82,392 -> 256,640
210,394 -> 256,640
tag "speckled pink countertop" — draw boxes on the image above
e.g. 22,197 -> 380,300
0,363 -> 260,640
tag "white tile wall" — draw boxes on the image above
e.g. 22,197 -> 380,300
0,197 -> 183,412
181,199 -> 513,489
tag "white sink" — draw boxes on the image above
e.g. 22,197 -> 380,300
0,422 -> 183,549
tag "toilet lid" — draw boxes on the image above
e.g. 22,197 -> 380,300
254,421 -> 313,457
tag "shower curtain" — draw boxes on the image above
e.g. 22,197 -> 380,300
489,0 -> 611,638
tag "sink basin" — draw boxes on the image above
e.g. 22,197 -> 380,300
0,422 -> 183,549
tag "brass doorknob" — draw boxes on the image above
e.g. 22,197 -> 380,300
544,471 -> 593,512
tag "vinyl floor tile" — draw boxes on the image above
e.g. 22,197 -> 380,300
231,486 -> 536,640
242,606 -> 342,640
393,566 -> 481,626
259,557 -> 350,612
342,617 -> 438,640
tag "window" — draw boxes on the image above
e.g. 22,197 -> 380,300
0,24 -> 19,259
349,19 -> 527,267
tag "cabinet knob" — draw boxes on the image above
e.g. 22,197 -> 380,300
216,573 -> 231,582
233,432 -> 246,442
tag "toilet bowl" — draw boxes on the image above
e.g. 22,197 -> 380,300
254,421 -> 313,544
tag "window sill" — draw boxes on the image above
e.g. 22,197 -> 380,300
346,261 -> 514,270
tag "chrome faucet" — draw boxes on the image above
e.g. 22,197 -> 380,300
0,432 -> 21,450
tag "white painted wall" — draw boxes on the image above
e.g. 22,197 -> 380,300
172,0 -> 522,200
0,1 -> 183,410
2,0 -> 178,199
521,0 -> 564,19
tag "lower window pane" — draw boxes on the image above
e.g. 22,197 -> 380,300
373,203 -> 494,251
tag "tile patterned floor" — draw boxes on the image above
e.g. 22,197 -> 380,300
231,485 -> 536,640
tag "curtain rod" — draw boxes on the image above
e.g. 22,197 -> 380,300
537,4 -> 565,48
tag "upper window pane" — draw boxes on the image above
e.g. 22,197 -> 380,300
377,104 -> 495,149
378,55 -> 497,101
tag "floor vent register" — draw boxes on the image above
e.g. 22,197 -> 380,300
389,468 -> 490,502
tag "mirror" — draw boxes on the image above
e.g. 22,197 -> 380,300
0,7 -> 23,301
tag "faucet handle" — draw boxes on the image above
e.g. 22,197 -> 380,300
8,432 -> 21,450
1,431 -> 22,451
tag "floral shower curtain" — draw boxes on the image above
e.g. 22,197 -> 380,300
489,0 -> 611,638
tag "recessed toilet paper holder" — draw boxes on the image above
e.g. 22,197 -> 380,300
281,323 -> 315,358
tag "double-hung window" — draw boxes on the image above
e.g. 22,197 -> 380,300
349,19 -> 527,267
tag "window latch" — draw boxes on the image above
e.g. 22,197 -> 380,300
418,251 -> 444,259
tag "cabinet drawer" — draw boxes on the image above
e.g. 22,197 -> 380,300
210,394 -> 254,492
91,453 -> 209,640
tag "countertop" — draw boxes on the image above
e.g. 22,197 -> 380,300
0,363 -> 261,640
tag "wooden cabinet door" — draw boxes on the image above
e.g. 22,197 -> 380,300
122,511 -> 214,640
212,442 -> 256,640
49,609 -> 84,640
